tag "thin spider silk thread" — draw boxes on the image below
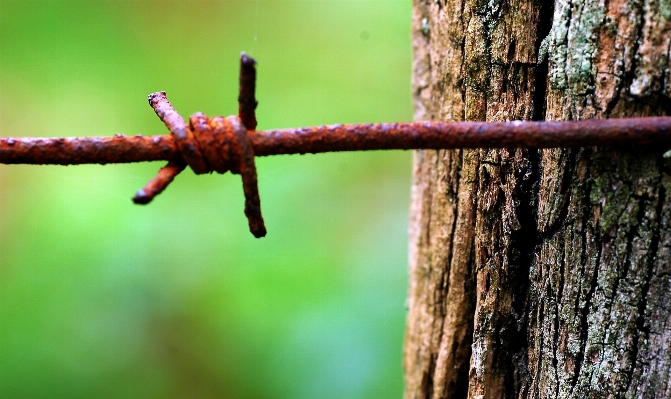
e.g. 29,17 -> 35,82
254,0 -> 259,46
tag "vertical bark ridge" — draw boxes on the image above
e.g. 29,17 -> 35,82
406,1 -> 477,398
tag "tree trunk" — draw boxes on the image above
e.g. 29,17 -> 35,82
404,1 -> 671,398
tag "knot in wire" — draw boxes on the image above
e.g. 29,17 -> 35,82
187,112 -> 250,175
147,92 -> 252,177
133,54 -> 266,238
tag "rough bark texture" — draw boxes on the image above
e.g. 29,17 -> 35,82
404,1 -> 671,398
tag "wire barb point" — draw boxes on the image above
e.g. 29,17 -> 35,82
238,52 -> 259,131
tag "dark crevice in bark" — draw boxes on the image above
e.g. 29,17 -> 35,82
538,149 -> 577,240
532,0 -> 554,121
533,298 -> 546,398
460,251 -> 476,399
550,237 -> 564,399
559,149 -> 577,194
552,296 -> 561,399
502,37 -> 516,96
459,152 -> 478,399
507,39 -> 517,63
440,153 -> 461,306
571,149 -> 599,395
460,37 -> 467,121
572,257 -> 598,394
502,64 -> 510,95
620,0 -> 646,108
432,177 -> 450,342
423,353 -> 437,399
533,61 -> 549,121
501,148 -> 540,397
557,3 -> 573,99
447,151 -> 474,399
422,154 -> 438,248
483,44 -> 492,119
451,349 -> 472,399
431,161 -> 455,392
664,39 -> 671,98
626,95 -> 671,116
622,193 -> 648,282
624,163 -> 663,394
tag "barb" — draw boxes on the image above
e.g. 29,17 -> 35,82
133,161 -> 185,205
1,53 -> 671,237
238,52 -> 258,131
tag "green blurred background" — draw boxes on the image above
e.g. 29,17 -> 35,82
0,1 -> 412,397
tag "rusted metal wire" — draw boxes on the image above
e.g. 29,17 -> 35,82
5,118 -> 671,164
132,161 -> 185,205
1,53 -> 671,237
238,52 -> 258,131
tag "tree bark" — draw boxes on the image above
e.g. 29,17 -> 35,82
404,1 -> 671,398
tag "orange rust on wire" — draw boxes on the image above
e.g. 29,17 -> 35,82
196,114 -> 229,174
148,91 -> 209,174
0,134 -> 179,165
224,115 -> 266,237
132,93 -> 191,206
250,118 -> 671,155
2,53 -> 671,238
4,118 -> 671,166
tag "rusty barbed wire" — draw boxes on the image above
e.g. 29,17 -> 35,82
1,53 -> 671,237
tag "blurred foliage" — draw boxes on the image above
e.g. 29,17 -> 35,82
0,1 -> 412,398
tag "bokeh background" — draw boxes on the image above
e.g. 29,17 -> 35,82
0,1 -> 412,398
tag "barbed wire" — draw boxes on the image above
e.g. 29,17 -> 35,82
2,53 -> 670,237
